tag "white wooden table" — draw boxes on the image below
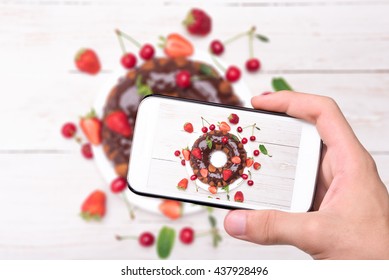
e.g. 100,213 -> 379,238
0,0 -> 388,259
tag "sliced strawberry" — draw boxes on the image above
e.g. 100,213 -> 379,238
177,178 -> 188,190
80,109 -> 102,145
223,169 -> 233,181
105,110 -> 132,137
80,190 -> 106,221
246,157 -> 254,168
191,147 -> 202,160
163,33 -> 194,58
183,122 -> 194,133
228,113 -> 239,124
208,186 -> 217,194
234,191 -> 244,203
218,121 -> 231,133
159,200 -> 182,220
254,162 -> 261,170
231,156 -> 241,164
200,168 -> 208,177
182,148 -> 191,161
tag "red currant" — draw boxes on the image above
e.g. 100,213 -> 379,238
253,150 -> 260,156
250,136 -> 256,142
210,40 -> 224,55
222,136 -> 228,144
139,44 -> 155,60
190,175 -> 197,181
175,70 -> 191,89
121,53 -> 137,69
179,227 -> 194,244
237,126 -> 243,133
139,232 -> 155,247
110,177 -> 127,193
201,126 -> 208,133
181,159 -> 186,166
246,58 -> 261,72
174,150 -> 181,157
247,180 -> 254,186
241,137 -> 248,144
81,143 -> 93,159
209,124 -> 216,131
61,122 -> 77,138
226,66 -> 241,82
241,174 -> 248,180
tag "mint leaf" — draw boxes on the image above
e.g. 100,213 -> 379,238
231,134 -> 239,142
222,185 -> 230,201
200,64 -> 217,78
157,226 -> 175,259
272,77 -> 293,91
206,136 -> 213,149
259,144 -> 272,157
255,34 -> 269,42
136,75 -> 153,96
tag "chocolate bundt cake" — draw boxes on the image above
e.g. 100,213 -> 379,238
102,57 -> 242,177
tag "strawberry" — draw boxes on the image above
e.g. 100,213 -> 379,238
162,33 -> 194,58
159,200 -> 182,220
79,109 -> 102,145
231,156 -> 241,164
80,190 -> 106,221
234,191 -> 244,203
223,169 -> 233,181
191,147 -> 202,160
75,48 -> 101,75
218,121 -> 231,133
183,122 -> 194,133
200,168 -> 208,177
208,186 -> 217,194
246,157 -> 254,168
183,8 -> 212,36
182,148 -> 191,161
228,113 -> 239,124
254,162 -> 262,170
177,178 -> 188,190
105,110 -> 132,137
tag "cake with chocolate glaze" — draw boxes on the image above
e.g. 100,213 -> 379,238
190,130 -> 247,188
102,57 -> 242,177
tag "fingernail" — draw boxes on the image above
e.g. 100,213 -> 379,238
225,211 -> 247,237
261,91 -> 273,96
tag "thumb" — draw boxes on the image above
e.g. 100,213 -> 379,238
224,210 -> 320,252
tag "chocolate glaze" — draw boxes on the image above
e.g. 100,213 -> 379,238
102,57 -> 242,177
190,130 -> 247,188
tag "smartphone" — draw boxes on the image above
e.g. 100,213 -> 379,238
127,95 -> 322,212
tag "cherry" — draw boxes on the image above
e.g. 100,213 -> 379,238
139,232 -> 155,247
181,159 -> 186,166
81,143 -> 93,159
174,150 -> 181,157
110,177 -> 127,193
61,122 -> 77,138
247,180 -> 254,186
121,53 -> 137,69
179,227 -> 195,244
250,136 -> 256,142
237,126 -> 243,133
209,124 -> 216,131
241,174 -> 248,180
190,175 -> 197,181
253,150 -> 260,156
210,40 -> 224,55
225,66 -> 241,82
175,70 -> 191,89
222,136 -> 228,144
241,137 -> 248,144
139,44 -> 155,60
246,58 -> 261,72
201,127 -> 208,133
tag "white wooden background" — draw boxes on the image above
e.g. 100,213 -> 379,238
0,0 -> 388,259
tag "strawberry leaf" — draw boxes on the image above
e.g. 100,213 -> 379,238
255,34 -> 269,42
157,226 -> 175,259
272,77 -> 293,91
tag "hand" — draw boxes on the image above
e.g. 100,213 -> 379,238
224,91 -> 389,259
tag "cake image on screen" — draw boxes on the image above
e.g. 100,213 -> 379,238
102,57 -> 242,177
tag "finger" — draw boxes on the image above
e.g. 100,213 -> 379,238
251,91 -> 358,149
224,210 -> 321,252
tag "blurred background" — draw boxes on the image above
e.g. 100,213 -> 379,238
0,0 -> 388,259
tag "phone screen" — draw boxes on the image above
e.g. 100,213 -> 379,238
129,96 -> 320,211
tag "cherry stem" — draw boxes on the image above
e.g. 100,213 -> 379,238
248,170 -> 252,180
251,123 -> 256,136
115,234 -> 137,241
121,192 -> 136,220
249,29 -> 254,58
115,29 -> 142,49
116,30 -> 127,54
223,26 -> 256,46
195,228 -> 218,238
210,55 -> 226,73
201,116 -> 211,126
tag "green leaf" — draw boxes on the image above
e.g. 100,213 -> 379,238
231,134 -> 239,142
136,75 -> 153,96
255,34 -> 269,42
209,215 -> 217,228
157,226 -> 175,259
259,144 -> 272,157
255,126 -> 261,131
222,185 -> 230,201
206,136 -> 213,149
272,77 -> 293,91
200,64 -> 217,78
